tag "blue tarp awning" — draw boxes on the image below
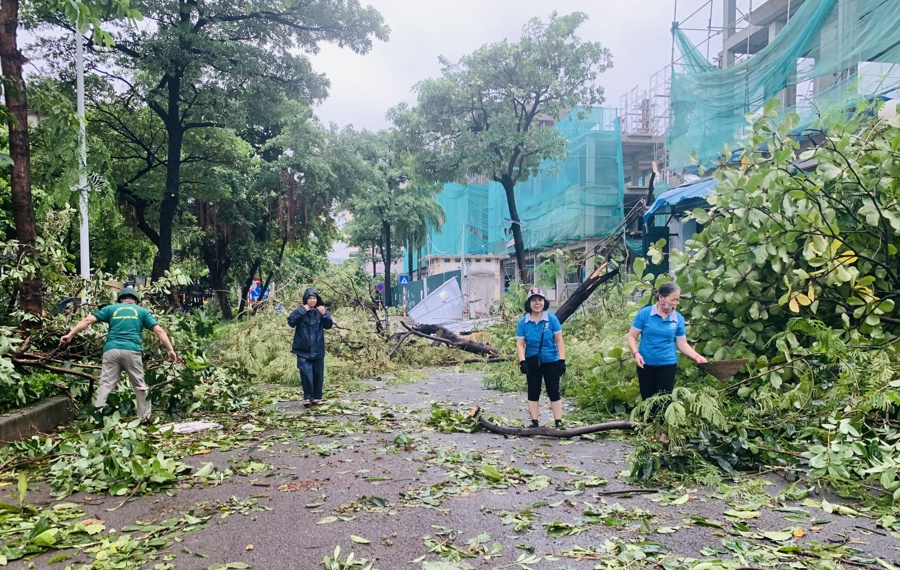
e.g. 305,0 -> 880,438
643,178 -> 718,223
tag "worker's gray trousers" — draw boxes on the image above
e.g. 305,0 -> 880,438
96,349 -> 151,420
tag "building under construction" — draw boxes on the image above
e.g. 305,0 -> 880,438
407,0 -> 900,318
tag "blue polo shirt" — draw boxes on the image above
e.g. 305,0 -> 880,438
631,305 -> 686,366
516,312 -> 562,364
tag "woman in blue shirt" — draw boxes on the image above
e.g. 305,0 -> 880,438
516,287 -> 566,428
626,282 -> 706,441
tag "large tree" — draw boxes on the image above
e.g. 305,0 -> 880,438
399,182 -> 443,280
411,12 -> 611,282
344,129 -> 441,307
80,0 -> 388,278
1,0 -> 42,316
1,0 -> 139,317
230,109 -> 364,317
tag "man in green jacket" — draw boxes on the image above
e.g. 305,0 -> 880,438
59,287 -> 178,425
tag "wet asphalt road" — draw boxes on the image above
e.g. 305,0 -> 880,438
15,369 -> 900,570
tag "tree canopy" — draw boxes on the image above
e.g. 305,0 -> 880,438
83,0 -> 389,278
343,128 -> 442,306
660,100 -> 900,370
409,11 -> 612,282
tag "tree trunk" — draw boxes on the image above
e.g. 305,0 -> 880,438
149,68 -> 185,280
214,286 -> 233,320
0,0 -> 42,318
382,219 -> 392,307
407,231 -> 413,282
500,176 -> 527,284
237,258 -> 261,318
419,242 -> 426,280
554,263 -> 619,325
253,236 -> 287,315
200,219 -> 232,318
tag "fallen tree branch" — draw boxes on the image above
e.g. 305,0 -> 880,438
468,405 -> 636,439
146,368 -> 185,391
433,357 -> 510,367
47,359 -> 102,370
9,357 -> 99,383
555,263 -> 620,325
15,352 -> 102,370
400,321 -> 499,356
595,488 -> 660,496
460,357 -> 509,364
399,322 -> 455,346
387,331 -> 413,358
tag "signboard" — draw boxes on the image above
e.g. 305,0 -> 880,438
376,282 -> 385,292
399,275 -> 410,286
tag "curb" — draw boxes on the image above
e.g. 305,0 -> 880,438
0,396 -> 77,444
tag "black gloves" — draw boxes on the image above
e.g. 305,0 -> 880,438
519,360 -> 529,375
558,359 -> 567,375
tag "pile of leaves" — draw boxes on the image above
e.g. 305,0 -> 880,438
0,470 -> 240,568
0,417 -> 190,500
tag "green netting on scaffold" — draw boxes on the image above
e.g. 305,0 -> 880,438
427,107 -> 625,256
668,0 -> 900,169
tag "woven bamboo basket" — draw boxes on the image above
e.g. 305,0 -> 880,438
698,359 -> 748,381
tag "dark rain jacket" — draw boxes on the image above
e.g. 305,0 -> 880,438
288,306 -> 333,359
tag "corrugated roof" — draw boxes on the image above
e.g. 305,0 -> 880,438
407,278 -> 464,325
643,178 -> 718,223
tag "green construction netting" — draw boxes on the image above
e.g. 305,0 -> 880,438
668,0 -> 900,169
427,108 -> 625,257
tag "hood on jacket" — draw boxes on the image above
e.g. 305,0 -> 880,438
303,288 -> 320,306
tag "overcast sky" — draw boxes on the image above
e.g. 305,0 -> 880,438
309,0 -> 723,132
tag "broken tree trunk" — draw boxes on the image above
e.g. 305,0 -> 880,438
554,263 -> 620,325
552,194 -> 649,324
389,321 -> 499,358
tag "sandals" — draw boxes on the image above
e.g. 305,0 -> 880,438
312,399 -> 324,406
303,399 -> 312,408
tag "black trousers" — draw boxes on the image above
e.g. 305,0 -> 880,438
636,364 -> 677,400
297,356 -> 325,400
526,360 -> 563,402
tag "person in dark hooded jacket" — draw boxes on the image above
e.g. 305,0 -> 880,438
288,288 -> 334,406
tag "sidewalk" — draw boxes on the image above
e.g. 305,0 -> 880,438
0,395 -> 76,444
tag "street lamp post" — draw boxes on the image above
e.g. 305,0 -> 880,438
75,31 -> 89,300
